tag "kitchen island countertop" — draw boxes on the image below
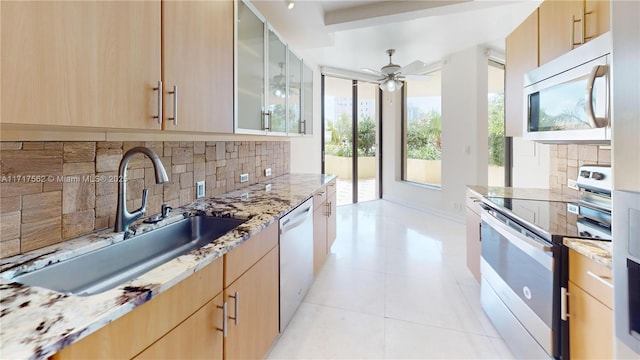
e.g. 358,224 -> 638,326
0,173 -> 335,360
467,185 -> 579,203
563,238 -> 613,269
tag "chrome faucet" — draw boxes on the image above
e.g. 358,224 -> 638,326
115,147 -> 169,232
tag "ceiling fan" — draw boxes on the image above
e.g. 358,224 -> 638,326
362,49 -> 429,92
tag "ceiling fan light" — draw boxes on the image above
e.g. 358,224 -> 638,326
380,79 -> 402,92
286,0 -> 294,9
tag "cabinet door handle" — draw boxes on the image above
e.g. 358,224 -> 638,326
561,286 -> 571,321
229,291 -> 239,325
168,85 -> 178,126
153,80 -> 163,125
571,14 -> 583,48
587,270 -> 613,288
583,10 -> 594,41
216,302 -> 228,338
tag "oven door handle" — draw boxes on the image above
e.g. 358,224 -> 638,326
481,208 -> 553,269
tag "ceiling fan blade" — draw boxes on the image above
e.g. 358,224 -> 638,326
361,68 -> 385,77
402,74 -> 433,82
399,60 -> 429,75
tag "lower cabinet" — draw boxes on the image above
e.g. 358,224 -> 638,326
223,222 -> 279,360
568,248 -> 613,359
326,183 -> 337,250
313,200 -> 328,275
223,247 -> 279,360
313,179 -> 337,275
135,293 -> 224,360
465,190 -> 482,282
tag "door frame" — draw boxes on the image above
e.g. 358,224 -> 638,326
320,74 -> 383,204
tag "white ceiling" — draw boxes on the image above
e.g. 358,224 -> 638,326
249,0 -> 541,74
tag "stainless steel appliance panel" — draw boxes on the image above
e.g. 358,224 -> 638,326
481,213 -> 554,327
279,197 -> 314,332
523,32 -> 611,143
481,276 -> 551,359
480,205 -> 557,358
613,190 -> 640,356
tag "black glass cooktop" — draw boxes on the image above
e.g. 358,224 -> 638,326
484,196 -> 611,241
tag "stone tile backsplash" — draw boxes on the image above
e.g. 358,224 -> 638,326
0,141 -> 290,258
549,144 -> 611,194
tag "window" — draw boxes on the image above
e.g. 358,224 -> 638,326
323,76 -> 381,205
488,61 -> 506,186
402,69 -> 442,187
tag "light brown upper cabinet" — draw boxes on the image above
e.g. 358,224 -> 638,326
1,1 -> 161,129
235,0 -> 314,136
161,0 -> 233,133
505,9 -> 538,137
539,0 -> 610,65
584,0 -> 610,42
1,0 -> 234,133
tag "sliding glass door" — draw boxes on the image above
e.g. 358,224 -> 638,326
322,76 -> 381,206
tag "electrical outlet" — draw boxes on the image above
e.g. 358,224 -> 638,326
265,183 -> 272,192
240,173 -> 249,183
241,192 -> 249,201
567,179 -> 578,190
265,168 -> 272,177
196,181 -> 205,198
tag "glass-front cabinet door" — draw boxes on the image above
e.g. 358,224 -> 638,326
302,63 -> 313,135
266,28 -> 287,134
287,50 -> 302,134
236,1 -> 265,133
235,0 -> 313,136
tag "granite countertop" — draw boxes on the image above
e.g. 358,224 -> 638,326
563,238 -> 613,269
467,185 -> 579,203
0,173 -> 335,360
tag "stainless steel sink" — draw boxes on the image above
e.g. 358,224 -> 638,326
10,216 -> 245,296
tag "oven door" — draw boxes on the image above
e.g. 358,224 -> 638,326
480,205 -> 556,358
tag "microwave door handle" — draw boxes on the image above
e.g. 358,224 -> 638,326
585,64 -> 609,128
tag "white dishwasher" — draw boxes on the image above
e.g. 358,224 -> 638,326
279,197 -> 314,332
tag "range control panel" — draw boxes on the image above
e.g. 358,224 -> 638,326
576,165 -> 612,192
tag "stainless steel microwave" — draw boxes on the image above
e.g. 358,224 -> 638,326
524,32 -> 611,144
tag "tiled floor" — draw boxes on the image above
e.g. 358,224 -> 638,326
336,178 -> 377,206
267,200 -> 515,359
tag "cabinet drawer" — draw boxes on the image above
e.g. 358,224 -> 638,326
569,248 -> 613,308
326,179 -> 337,197
465,190 -> 482,216
224,221 -> 278,287
313,186 -> 327,209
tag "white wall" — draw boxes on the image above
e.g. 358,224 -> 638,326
382,46 -> 489,222
290,65 -> 322,174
